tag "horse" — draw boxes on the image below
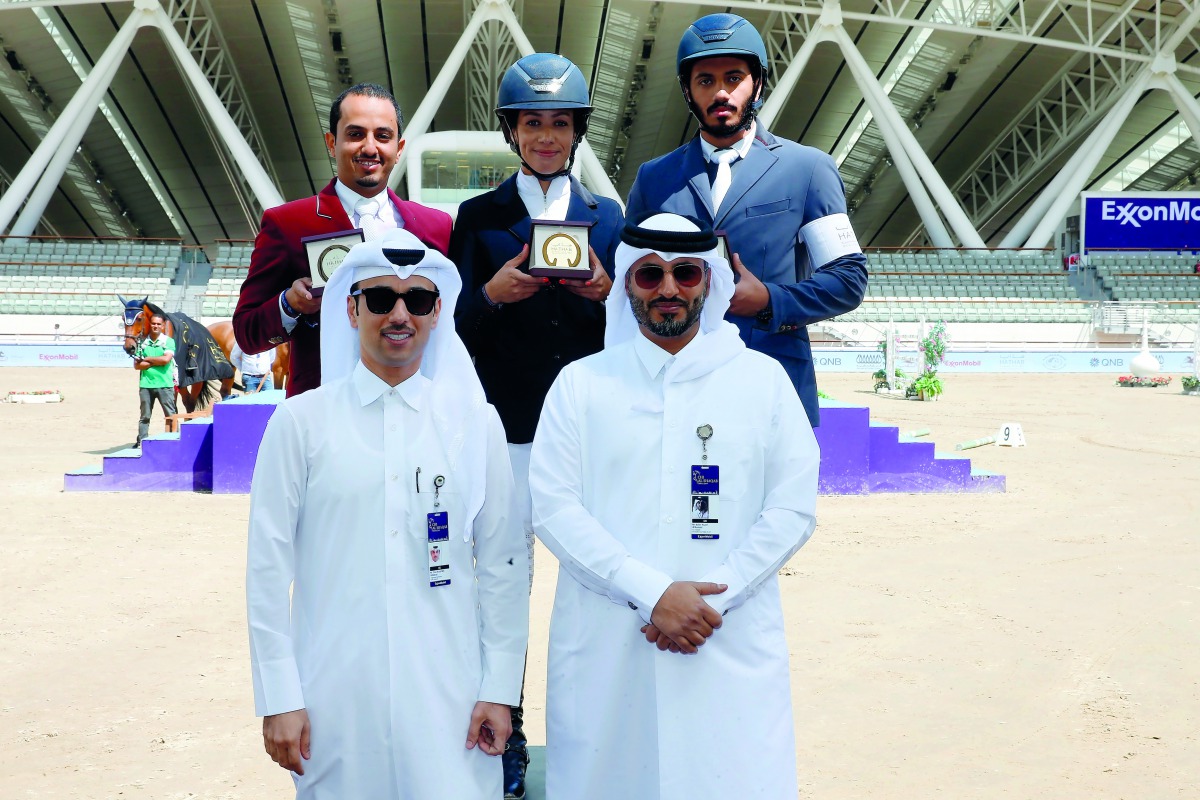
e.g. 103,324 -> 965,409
119,295 -> 233,414
206,319 -> 290,392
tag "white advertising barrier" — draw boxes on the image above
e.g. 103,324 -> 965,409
812,348 -> 1196,374
0,343 -> 1196,374
0,343 -> 129,367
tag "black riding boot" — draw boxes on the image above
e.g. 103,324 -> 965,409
503,698 -> 529,799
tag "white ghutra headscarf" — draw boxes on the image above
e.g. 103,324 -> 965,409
320,229 -> 487,542
606,212 -> 745,382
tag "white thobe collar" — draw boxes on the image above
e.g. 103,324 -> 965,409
334,180 -> 404,229
698,120 -> 756,163
351,360 -> 428,410
633,329 -> 705,380
516,172 -> 571,221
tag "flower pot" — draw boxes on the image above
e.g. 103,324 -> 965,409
5,392 -> 63,404
918,390 -> 939,402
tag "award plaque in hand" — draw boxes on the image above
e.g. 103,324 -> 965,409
714,229 -> 737,283
529,220 -> 593,279
301,229 -> 365,296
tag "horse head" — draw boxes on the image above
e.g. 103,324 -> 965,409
118,294 -> 150,354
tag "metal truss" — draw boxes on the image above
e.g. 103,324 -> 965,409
587,2 -> 648,178
463,0 -> 523,133
661,0 -> 1200,242
956,50 -> 1142,231
162,0 -> 276,228
660,1 -> 1200,75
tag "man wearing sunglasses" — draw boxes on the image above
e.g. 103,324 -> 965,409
234,83 -> 453,399
626,13 -> 867,428
247,230 -> 528,799
530,213 -> 819,799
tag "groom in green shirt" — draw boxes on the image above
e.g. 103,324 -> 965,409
134,313 -> 177,447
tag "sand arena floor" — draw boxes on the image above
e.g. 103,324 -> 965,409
1,367 -> 1197,798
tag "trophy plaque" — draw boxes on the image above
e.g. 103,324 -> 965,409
301,229 -> 365,296
529,220 -> 592,279
714,229 -> 738,283
714,229 -> 731,264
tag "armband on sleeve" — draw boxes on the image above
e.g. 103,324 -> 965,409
800,213 -> 861,267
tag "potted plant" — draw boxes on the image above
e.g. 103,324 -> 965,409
4,389 -> 64,404
873,367 -> 906,391
1115,375 -> 1172,388
907,373 -> 943,401
1182,375 -> 1200,395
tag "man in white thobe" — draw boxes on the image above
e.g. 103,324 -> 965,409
247,229 -> 529,799
530,213 -> 819,799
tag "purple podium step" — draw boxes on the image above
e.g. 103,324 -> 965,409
64,393 -> 1004,495
813,404 -> 870,494
817,398 -> 1005,494
65,417 -> 214,492
212,391 -> 284,494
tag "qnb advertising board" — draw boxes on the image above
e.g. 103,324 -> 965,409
1081,191 -> 1200,251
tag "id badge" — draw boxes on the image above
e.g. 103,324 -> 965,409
427,511 -> 451,587
690,464 -> 719,540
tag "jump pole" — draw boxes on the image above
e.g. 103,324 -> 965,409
955,435 -> 996,451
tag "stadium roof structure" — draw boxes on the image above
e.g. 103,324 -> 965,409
0,0 -> 1197,251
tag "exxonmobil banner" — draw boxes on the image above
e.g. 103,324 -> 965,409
1081,191 -> 1200,251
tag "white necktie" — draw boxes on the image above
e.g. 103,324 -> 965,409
710,148 -> 740,213
355,196 -> 385,241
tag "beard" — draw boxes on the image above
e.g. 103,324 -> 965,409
629,293 -> 705,339
694,98 -> 756,138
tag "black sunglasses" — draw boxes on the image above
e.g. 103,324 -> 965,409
631,262 -> 706,290
351,286 -> 440,316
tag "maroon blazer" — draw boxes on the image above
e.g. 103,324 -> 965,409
232,180 -> 452,397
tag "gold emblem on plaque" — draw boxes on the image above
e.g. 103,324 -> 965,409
317,244 -> 352,281
541,233 -> 583,269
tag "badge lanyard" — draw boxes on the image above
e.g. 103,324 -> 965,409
691,424 -> 719,540
421,471 -> 451,587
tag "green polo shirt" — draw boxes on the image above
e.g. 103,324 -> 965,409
137,336 -> 175,390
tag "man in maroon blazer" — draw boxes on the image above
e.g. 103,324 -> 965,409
233,82 -> 452,396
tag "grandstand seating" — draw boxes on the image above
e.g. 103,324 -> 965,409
0,238 -> 182,314
848,249 -> 1094,323
4,239 -> 1193,324
204,240 -> 254,316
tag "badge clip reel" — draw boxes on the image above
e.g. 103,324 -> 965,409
690,425 -> 720,541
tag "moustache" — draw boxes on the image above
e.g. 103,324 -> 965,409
650,297 -> 687,307
707,102 -> 737,115
381,325 -> 415,336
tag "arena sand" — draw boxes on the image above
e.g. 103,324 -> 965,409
1,367 -> 1196,798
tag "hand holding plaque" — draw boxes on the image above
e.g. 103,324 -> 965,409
301,229 -> 365,296
529,220 -> 593,279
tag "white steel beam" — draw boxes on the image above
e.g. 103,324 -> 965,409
828,20 -> 983,246
0,1 -> 150,235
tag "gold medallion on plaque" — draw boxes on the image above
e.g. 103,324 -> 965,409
541,233 -> 583,269
317,244 -> 352,282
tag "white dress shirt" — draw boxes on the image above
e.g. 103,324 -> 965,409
247,362 -> 528,799
515,171 -> 571,221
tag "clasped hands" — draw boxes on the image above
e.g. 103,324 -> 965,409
640,580 -> 727,655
